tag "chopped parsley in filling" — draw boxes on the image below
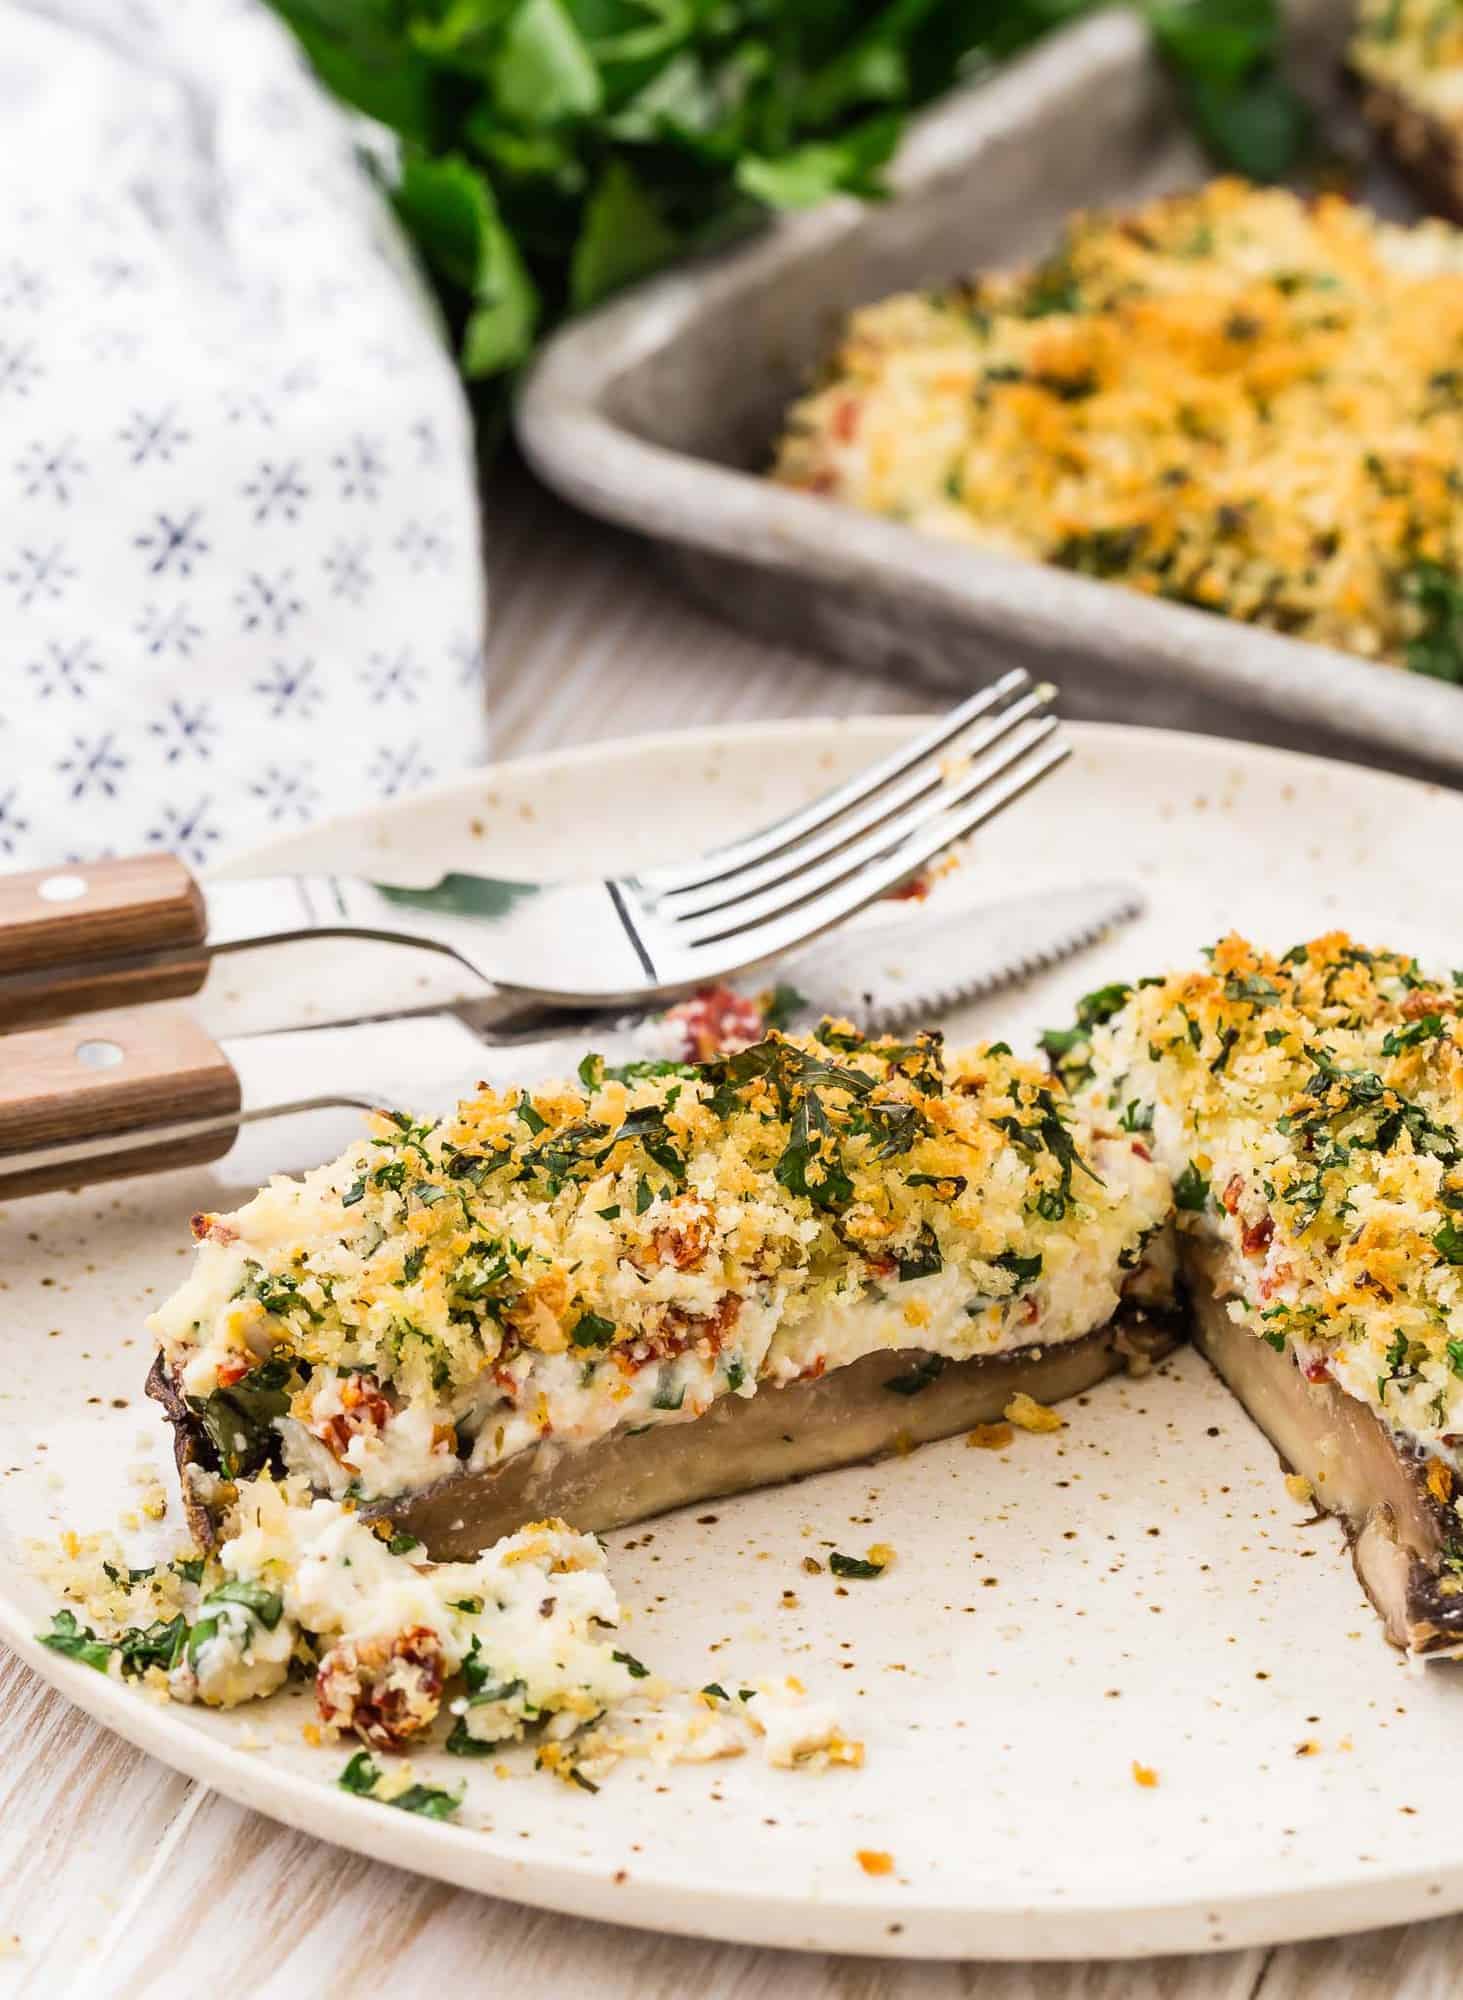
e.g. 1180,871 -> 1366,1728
150,1024 -> 1171,1502
1080,931 -> 1463,1463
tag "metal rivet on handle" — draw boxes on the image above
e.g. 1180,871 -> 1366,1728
74,1040 -> 124,1070
37,874 -> 87,903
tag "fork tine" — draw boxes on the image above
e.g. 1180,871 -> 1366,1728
679,733 -> 1070,973
637,669 -> 1032,896
670,710 -> 1060,947
661,682 -> 1054,921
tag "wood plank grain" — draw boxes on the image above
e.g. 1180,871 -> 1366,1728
0,1007 -> 241,1198
0,855 -> 208,1028
1252,1920 -> 1463,1999
0,1650 -> 195,1990
93,1787 -> 1267,2000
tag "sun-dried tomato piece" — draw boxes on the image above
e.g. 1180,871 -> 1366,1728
665,986 -> 764,1061
643,1194 -> 715,1273
316,1625 -> 445,1750
1242,1214 -> 1274,1258
190,1212 -> 237,1244
308,1372 -> 394,1462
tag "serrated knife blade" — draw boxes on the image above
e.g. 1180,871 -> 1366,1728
208,879 -> 1141,1184
772,877 -> 1142,1034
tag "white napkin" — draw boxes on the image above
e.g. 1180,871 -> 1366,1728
0,0 -> 488,870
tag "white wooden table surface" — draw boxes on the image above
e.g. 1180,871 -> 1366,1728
1,470 -> 1454,1999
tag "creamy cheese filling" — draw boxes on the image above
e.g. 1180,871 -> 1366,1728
167,1478 -> 638,1733
36,1485 -> 864,1771
165,1136 -> 1169,1505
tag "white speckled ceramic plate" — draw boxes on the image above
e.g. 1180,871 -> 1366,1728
5,718 -> 1463,1962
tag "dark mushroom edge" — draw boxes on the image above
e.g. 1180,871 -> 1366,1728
148,1304 -> 1182,1560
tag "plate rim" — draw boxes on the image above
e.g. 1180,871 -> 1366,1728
216,711 -> 1458,882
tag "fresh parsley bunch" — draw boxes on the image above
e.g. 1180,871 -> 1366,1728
266,0 -> 1307,397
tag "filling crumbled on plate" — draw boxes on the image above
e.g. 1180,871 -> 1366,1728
773,180 -> 1463,678
33,1486 -> 862,1801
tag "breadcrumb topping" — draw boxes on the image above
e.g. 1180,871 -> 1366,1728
1080,931 -> 1463,1474
774,180 -> 1463,677
150,1025 -> 1168,1504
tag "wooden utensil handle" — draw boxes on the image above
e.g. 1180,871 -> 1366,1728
0,1007 -> 240,1199
0,854 -> 209,1027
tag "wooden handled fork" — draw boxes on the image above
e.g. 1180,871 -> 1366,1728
0,675 -> 1066,1029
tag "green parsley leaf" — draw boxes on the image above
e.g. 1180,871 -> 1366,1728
1435,1222 -> 1463,1266
762,983 -> 808,1031
893,1221 -> 943,1280
338,1750 -> 463,1820
829,1551 -> 886,1579
571,1311 -> 617,1348
1383,1015 -> 1446,1056
515,1091 -> 548,1135
39,1609 -> 115,1673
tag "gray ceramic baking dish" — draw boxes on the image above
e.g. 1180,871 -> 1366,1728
515,1 -> 1463,780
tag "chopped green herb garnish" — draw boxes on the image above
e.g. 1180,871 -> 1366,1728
1382,1015 -> 1446,1056
571,1311 -> 617,1349
39,1609 -> 116,1673
339,1751 -> 463,1820
829,1551 -> 886,1579
893,1222 -> 943,1281
762,984 -> 808,1031
1435,1222 -> 1463,1266
906,1172 -> 967,1200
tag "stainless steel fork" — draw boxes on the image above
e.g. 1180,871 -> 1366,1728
0,671 -> 1065,1026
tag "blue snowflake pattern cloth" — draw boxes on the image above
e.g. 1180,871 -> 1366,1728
0,0 -> 488,868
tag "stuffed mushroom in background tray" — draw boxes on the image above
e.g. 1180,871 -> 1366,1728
1350,0 -> 1463,221
772,180 -> 1463,685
